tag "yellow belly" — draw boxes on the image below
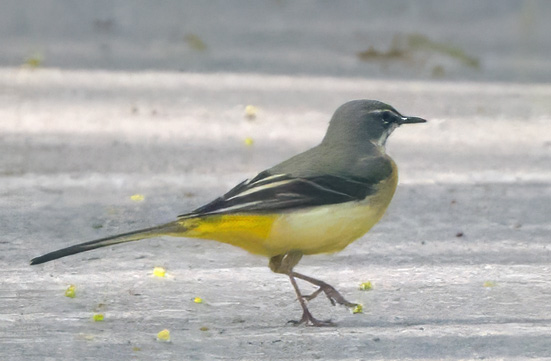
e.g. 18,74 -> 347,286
179,164 -> 398,257
266,194 -> 391,255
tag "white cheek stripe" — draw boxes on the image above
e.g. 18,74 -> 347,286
376,123 -> 398,146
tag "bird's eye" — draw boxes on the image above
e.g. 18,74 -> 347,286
381,111 -> 393,124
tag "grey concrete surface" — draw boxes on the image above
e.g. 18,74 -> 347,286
1,68 -> 551,360
2,0 -> 551,83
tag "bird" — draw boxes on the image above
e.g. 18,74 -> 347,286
31,99 -> 426,326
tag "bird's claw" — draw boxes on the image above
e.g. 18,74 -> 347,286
288,309 -> 335,327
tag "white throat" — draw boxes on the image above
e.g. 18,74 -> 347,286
376,123 -> 399,147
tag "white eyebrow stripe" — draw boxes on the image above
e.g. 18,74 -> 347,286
370,109 -> 401,117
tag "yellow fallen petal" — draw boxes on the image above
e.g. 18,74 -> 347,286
65,285 -> 76,298
199,326 -> 209,331
184,34 -> 207,51
352,304 -> 363,314
93,313 -> 104,322
193,297 -> 203,304
23,52 -> 43,68
359,281 -> 373,291
483,281 -> 497,288
130,194 -> 145,202
244,137 -> 254,146
153,267 -> 166,277
157,329 -> 171,342
244,105 -> 258,119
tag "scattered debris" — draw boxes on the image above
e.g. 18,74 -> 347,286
130,194 -> 145,202
357,40 -> 407,62
244,105 -> 258,120
156,329 -> 171,342
407,34 -> 479,68
244,137 -> 254,146
185,34 -> 207,51
23,52 -> 44,68
65,285 -> 76,298
357,33 -> 480,77
359,281 -> 373,291
153,267 -> 167,278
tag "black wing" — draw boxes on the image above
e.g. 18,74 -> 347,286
179,170 -> 377,217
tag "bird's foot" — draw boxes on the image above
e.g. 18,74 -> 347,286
303,283 -> 357,308
291,271 -> 357,308
288,308 -> 335,327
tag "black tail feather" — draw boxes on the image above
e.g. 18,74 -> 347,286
30,222 -> 181,265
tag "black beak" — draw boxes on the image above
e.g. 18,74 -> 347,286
400,116 -> 427,124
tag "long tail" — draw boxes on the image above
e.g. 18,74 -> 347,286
30,221 -> 183,265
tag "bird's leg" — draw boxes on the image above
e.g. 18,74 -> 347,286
291,271 -> 357,308
287,272 -> 334,327
301,286 -> 324,302
269,251 -> 334,326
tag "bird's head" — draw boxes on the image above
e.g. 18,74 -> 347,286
322,99 -> 426,147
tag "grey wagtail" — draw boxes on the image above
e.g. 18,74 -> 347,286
31,99 -> 426,326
